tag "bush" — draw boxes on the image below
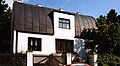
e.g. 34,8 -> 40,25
97,54 -> 120,66
0,53 -> 26,66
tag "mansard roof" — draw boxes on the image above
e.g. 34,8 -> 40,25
12,2 -> 96,37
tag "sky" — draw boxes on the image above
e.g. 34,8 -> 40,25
6,0 -> 120,18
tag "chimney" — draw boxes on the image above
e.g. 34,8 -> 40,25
36,4 -> 43,7
76,12 -> 81,15
59,8 -> 64,11
13,0 -> 22,2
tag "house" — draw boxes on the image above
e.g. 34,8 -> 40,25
11,1 -> 96,65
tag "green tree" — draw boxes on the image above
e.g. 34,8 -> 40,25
0,0 -> 11,53
97,9 -> 120,56
81,9 -> 120,65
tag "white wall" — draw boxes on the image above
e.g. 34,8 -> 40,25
54,12 -> 75,40
13,30 -> 55,54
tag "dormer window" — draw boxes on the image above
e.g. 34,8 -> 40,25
59,18 -> 70,29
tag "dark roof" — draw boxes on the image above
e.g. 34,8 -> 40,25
75,14 -> 96,37
12,2 -> 96,36
12,2 -> 54,35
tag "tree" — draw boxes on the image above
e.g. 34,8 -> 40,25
96,9 -> 120,56
0,0 -> 11,53
81,9 -> 120,65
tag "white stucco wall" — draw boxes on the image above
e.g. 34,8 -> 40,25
13,30 -> 55,54
54,12 -> 75,40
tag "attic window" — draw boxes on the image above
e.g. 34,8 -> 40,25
59,18 -> 70,29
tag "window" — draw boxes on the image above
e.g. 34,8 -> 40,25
59,18 -> 70,29
28,37 -> 41,51
56,39 -> 73,53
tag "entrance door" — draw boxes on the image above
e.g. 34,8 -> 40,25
56,39 -> 74,53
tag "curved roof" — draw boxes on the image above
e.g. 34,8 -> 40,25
12,2 -> 54,34
75,14 -> 96,37
12,2 -> 96,37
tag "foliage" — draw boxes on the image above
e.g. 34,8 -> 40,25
81,28 -> 100,53
96,9 -> 120,56
80,9 -> 120,65
0,53 -> 26,66
0,0 -> 12,52
81,9 -> 120,55
97,54 -> 120,66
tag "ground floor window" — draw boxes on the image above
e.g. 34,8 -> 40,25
28,37 -> 41,51
56,39 -> 74,53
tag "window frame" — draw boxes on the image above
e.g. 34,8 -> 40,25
59,18 -> 70,29
28,37 -> 42,51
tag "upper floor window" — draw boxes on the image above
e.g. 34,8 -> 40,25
28,37 -> 41,51
59,18 -> 70,29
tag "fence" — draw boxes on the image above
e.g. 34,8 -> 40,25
33,54 -> 66,66
0,53 -> 26,66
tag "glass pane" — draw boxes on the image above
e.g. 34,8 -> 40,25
35,47 -> 37,50
32,46 -> 35,50
63,20 -> 66,23
35,39 -> 37,46
66,20 -> 69,23
59,23 -> 63,28
31,39 -> 33,45
66,24 -> 70,29
63,24 -> 67,29
59,19 -> 62,22
37,39 -> 41,51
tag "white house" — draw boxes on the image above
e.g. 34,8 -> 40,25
11,1 -> 96,65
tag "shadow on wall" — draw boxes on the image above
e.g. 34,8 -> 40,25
74,39 -> 88,59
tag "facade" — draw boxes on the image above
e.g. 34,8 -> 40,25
11,2 -> 96,60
